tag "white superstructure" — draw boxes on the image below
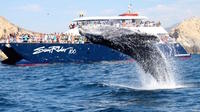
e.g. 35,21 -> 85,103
67,8 -> 174,44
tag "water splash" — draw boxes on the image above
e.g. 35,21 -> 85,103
136,45 -> 185,90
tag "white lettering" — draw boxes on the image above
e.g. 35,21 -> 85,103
33,46 -> 76,55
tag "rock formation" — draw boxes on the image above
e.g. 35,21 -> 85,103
170,17 -> 200,54
0,16 -> 39,39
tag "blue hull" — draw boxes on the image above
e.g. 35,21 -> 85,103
0,43 -> 190,65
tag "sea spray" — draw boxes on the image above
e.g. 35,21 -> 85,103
135,45 -> 184,90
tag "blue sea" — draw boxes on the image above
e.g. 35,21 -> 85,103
0,55 -> 200,112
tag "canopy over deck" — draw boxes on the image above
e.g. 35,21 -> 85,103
73,16 -> 148,22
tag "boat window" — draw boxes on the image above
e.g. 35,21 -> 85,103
132,19 -> 135,23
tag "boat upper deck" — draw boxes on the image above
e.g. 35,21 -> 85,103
71,14 -> 162,29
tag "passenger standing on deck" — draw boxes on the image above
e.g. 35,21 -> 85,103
71,34 -> 75,44
53,33 -> 57,43
23,34 -> 29,43
28,34 -> 32,43
47,34 -> 51,43
9,34 -> 14,43
60,33 -> 64,43
16,33 -> 20,43
38,34 -> 42,43
50,34 -> 54,43
44,34 -> 48,43
32,35 -> 37,43
56,33 -> 60,43
68,34 -> 72,43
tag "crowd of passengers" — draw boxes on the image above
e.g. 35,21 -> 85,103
0,33 -> 86,44
69,20 -> 161,29
0,20 -> 161,43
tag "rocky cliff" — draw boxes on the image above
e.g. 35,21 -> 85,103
170,17 -> 200,54
0,16 -> 39,39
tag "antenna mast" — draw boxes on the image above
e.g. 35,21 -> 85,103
128,1 -> 133,13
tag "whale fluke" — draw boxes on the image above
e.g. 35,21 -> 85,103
80,26 -> 169,82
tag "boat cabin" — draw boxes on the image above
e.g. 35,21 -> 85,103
69,12 -> 174,44
71,12 -> 162,29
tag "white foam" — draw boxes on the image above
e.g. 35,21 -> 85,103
106,82 -> 187,91
135,45 -> 186,90
138,80 -> 187,90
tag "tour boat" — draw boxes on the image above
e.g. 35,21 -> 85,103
0,6 -> 190,65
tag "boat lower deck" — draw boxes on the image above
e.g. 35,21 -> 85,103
0,43 -> 190,65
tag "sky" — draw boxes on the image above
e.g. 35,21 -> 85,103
0,0 -> 199,33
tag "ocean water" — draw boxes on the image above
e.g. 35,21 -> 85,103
0,55 -> 200,112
